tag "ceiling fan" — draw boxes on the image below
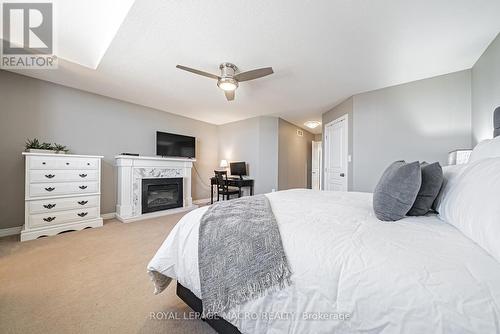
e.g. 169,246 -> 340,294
176,63 -> 274,101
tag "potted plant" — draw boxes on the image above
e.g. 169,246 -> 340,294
25,139 -> 70,154
52,143 -> 69,154
25,138 -> 54,154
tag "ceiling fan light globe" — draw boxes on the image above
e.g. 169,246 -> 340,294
217,78 -> 238,91
219,82 -> 237,91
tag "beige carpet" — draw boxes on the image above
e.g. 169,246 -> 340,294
0,214 -> 215,334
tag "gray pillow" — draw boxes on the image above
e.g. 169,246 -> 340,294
407,162 -> 443,216
373,161 -> 422,221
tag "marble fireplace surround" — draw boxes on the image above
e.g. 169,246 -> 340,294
115,155 -> 196,223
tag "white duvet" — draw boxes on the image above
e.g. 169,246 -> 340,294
148,189 -> 500,334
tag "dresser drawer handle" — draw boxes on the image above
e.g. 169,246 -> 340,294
45,174 -> 55,179
66,162 -> 70,165
78,200 -> 88,205
79,185 -> 88,190
77,212 -> 88,217
45,187 -> 55,192
43,204 -> 56,209
79,174 -> 88,178
43,217 -> 56,222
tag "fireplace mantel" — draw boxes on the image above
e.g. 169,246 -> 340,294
115,155 -> 197,223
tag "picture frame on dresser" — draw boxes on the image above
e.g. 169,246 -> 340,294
21,152 -> 104,241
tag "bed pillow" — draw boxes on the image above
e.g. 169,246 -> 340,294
469,136 -> 500,163
407,162 -> 443,216
438,158 -> 500,262
432,164 -> 468,213
373,161 -> 422,221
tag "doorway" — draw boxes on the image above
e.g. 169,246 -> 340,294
324,114 -> 349,191
311,141 -> 322,190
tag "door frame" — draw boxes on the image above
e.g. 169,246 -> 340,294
324,113 -> 349,191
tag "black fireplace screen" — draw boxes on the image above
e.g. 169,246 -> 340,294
142,178 -> 183,214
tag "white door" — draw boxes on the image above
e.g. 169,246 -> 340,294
311,141 -> 322,190
324,115 -> 348,191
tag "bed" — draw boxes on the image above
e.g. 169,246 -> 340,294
149,188 -> 500,333
148,113 -> 500,334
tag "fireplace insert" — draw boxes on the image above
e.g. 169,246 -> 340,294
142,178 -> 183,214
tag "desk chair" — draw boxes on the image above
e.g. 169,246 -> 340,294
214,170 -> 241,201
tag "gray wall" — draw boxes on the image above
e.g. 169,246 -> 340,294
218,116 -> 314,193
217,116 -> 279,194
322,70 -> 472,193
0,70 -> 218,229
258,117 -> 280,194
472,33 -> 500,145
353,70 -> 472,192
278,118 -> 314,190
322,97 -> 354,190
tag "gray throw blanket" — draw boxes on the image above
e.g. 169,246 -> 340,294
199,195 -> 292,316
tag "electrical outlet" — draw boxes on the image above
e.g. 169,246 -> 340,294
296,129 -> 304,137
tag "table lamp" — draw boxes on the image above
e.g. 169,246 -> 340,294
448,149 -> 472,165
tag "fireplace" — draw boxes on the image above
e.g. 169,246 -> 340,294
142,178 -> 183,214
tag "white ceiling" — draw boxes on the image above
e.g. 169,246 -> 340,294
6,0 -> 500,134
0,0 -> 135,69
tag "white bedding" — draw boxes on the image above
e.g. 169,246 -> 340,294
148,189 -> 500,334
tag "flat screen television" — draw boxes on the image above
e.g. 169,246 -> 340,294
156,131 -> 195,158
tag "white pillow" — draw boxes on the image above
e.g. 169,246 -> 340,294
433,164 -> 468,212
438,158 -> 500,262
469,136 -> 500,163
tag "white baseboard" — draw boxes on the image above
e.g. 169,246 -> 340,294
101,212 -> 116,220
193,198 -> 211,205
116,205 -> 198,223
0,226 -> 22,237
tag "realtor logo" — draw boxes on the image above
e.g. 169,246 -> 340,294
1,2 -> 57,69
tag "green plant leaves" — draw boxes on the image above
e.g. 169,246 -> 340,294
25,138 -> 69,153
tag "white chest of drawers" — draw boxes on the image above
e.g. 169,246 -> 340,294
21,152 -> 104,241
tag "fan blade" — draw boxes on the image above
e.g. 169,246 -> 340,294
225,90 -> 235,101
234,67 -> 274,82
176,65 -> 220,80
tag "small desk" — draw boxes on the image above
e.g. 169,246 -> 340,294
210,177 -> 255,204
